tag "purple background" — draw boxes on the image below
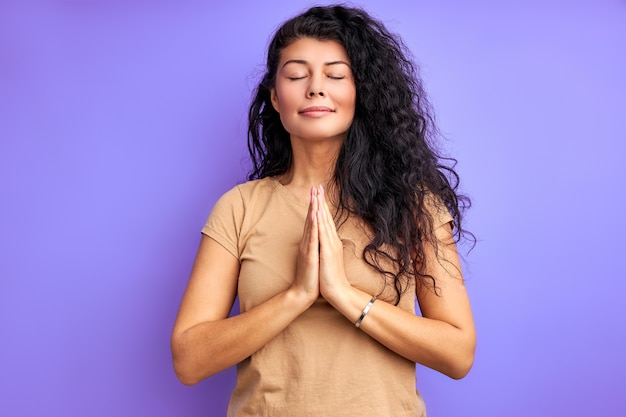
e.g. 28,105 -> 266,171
1,1 -> 625,416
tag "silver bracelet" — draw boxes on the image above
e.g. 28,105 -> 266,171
355,296 -> 377,328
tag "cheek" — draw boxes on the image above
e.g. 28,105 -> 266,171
344,91 -> 357,125
340,91 -> 357,116
274,83 -> 300,108
338,84 -> 356,105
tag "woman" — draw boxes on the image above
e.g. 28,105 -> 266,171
171,5 -> 475,416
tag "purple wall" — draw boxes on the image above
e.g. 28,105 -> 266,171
1,1 -> 624,416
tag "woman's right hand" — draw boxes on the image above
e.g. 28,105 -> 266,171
289,186 -> 321,305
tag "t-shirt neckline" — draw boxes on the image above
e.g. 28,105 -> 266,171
268,177 -> 338,209
268,177 -> 310,208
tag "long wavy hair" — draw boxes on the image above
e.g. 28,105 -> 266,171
247,5 -> 472,302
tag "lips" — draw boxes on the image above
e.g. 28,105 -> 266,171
299,106 -> 335,117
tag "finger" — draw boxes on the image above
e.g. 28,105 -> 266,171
304,187 -> 313,228
300,187 -> 315,249
316,186 -> 334,251
311,186 -> 319,229
318,185 -> 338,236
307,186 -> 319,251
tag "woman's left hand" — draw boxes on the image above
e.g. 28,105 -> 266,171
316,185 -> 351,302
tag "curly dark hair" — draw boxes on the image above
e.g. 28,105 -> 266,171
247,4 -> 472,301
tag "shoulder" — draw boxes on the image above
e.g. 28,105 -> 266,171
232,177 -> 278,199
212,177 -> 278,211
203,178 -> 278,239
220,177 -> 278,207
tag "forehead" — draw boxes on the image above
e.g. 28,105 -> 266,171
279,37 -> 350,65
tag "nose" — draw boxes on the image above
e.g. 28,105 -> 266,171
306,75 -> 325,98
308,90 -> 325,97
307,89 -> 325,97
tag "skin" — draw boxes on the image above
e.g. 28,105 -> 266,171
171,38 -> 476,386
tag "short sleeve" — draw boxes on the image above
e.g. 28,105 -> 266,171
201,186 -> 244,259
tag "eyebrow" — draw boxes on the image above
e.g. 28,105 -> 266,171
281,59 -> 351,69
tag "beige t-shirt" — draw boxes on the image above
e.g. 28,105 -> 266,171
202,177 -> 452,417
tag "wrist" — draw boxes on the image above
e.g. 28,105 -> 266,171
354,295 -> 377,328
285,285 -> 318,310
323,285 -> 378,327
320,279 -> 351,308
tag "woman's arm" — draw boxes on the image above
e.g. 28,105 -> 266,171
171,191 -> 322,385
317,188 -> 476,379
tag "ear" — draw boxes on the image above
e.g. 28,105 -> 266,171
270,88 -> 280,113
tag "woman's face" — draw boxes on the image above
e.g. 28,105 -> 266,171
271,37 -> 356,144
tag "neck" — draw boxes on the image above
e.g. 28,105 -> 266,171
280,136 -> 343,189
